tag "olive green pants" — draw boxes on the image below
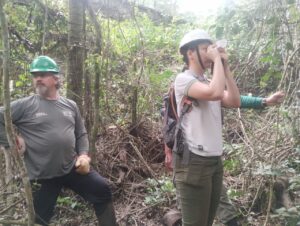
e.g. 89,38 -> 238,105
174,152 -> 223,226
176,184 -> 238,224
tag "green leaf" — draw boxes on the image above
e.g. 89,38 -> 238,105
71,202 -> 77,209
15,81 -> 23,87
286,42 -> 294,51
215,26 -> 224,39
259,55 -> 273,63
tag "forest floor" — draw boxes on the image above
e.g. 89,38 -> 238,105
3,115 -> 298,226
53,117 -> 296,226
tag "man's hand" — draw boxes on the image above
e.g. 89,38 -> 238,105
75,154 -> 91,175
217,47 -> 229,65
16,135 -> 26,155
265,91 -> 285,106
164,144 -> 173,171
206,44 -> 222,63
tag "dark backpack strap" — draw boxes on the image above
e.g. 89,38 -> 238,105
173,96 -> 193,151
178,96 -> 193,121
170,88 -> 178,121
172,95 -> 194,166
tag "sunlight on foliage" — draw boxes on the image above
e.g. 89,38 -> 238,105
57,196 -> 84,210
144,176 -> 176,205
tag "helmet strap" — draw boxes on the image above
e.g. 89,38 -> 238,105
196,48 -> 205,70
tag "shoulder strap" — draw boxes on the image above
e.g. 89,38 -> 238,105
172,96 -> 193,160
171,84 -> 193,122
164,82 -> 193,126
170,87 -> 178,121
177,96 -> 193,126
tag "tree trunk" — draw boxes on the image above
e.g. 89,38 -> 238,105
0,59 -> 2,104
0,148 -> 4,189
83,1 -> 93,147
131,86 -> 138,126
90,57 -> 101,159
87,0 -> 102,159
0,1 -> 35,225
67,0 -> 85,113
41,0 -> 48,54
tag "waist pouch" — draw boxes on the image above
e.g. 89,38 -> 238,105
173,128 -> 190,165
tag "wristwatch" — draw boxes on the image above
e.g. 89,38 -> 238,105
262,98 -> 267,107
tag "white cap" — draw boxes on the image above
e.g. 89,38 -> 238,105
179,29 -> 213,51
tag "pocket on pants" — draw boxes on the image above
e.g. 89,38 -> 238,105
174,154 -> 215,187
174,165 -> 204,187
174,168 -> 188,183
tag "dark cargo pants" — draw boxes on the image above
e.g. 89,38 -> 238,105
174,152 -> 223,226
31,168 -> 112,225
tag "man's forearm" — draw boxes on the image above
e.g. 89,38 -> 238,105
240,95 -> 265,109
222,66 -> 240,107
240,91 -> 284,109
210,57 -> 226,98
225,74 -> 240,105
76,132 -> 89,155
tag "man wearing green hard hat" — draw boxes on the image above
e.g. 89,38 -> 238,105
30,56 -> 61,91
30,55 -> 60,73
0,56 -> 118,226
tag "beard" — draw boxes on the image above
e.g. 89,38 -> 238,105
35,85 -> 49,97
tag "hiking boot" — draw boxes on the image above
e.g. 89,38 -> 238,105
97,202 -> 118,226
163,209 -> 182,226
225,217 -> 241,226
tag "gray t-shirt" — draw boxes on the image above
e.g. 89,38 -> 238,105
175,70 -> 223,157
0,95 -> 89,180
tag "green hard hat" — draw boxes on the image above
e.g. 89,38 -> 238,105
30,56 -> 59,74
